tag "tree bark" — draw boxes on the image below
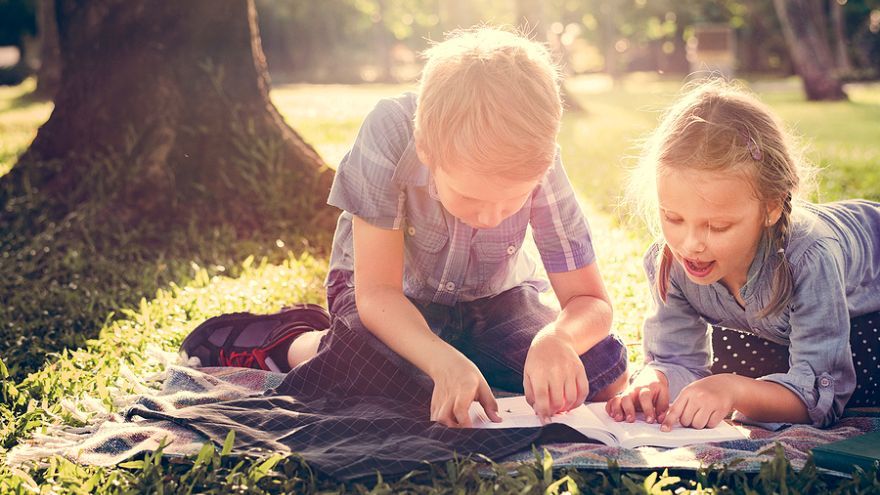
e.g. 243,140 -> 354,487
772,0 -> 847,100
34,0 -> 61,99
3,0 -> 336,238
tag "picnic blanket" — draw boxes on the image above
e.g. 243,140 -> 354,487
9,362 -> 879,480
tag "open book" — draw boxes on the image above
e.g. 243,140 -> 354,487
469,396 -> 748,449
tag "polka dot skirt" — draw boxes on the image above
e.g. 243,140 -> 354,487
710,311 -> 879,407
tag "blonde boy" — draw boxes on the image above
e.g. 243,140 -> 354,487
184,27 -> 628,427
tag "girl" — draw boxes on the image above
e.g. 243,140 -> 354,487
606,80 -> 880,431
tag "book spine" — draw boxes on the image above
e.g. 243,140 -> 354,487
812,451 -> 880,475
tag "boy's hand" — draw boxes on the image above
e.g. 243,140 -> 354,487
523,333 -> 588,422
660,374 -> 736,431
605,368 -> 669,424
429,350 -> 501,428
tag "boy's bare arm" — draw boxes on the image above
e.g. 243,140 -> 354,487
524,262 -> 615,419
545,262 -> 613,353
351,216 -> 499,426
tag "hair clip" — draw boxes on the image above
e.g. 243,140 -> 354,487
740,130 -> 763,161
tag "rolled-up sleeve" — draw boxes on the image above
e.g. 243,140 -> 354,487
327,98 -> 409,230
530,150 -> 595,273
758,239 -> 856,428
640,244 -> 713,399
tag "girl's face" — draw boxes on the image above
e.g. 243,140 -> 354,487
657,167 -> 779,294
431,164 -> 540,229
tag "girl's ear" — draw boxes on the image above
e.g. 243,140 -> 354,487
765,200 -> 783,227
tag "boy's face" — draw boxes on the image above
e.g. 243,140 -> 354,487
656,167 -> 779,294
432,164 -> 541,229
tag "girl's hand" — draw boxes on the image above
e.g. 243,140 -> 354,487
429,350 -> 501,428
660,374 -> 737,431
524,332 -> 589,422
605,368 -> 669,424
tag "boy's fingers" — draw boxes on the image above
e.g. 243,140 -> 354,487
452,394 -> 473,428
638,388 -> 656,422
477,381 -> 502,423
524,375 -> 535,407
620,393 -> 637,422
576,370 -> 589,407
435,399 -> 454,427
532,381 -> 551,419
563,376 -> 578,412
656,383 -> 670,415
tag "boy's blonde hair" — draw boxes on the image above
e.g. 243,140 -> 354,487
414,27 -> 562,181
627,79 -> 816,317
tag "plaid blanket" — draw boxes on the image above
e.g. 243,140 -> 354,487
10,363 -> 878,480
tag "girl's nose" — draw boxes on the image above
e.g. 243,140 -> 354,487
683,229 -> 707,254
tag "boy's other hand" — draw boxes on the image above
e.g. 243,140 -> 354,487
429,351 -> 501,428
605,368 -> 669,424
524,333 -> 588,422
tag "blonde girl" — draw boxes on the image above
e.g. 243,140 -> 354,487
607,80 -> 880,430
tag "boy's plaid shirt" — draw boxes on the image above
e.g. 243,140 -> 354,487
326,92 -> 595,306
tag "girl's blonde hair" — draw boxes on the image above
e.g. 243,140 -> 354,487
414,26 -> 562,181
627,79 -> 815,317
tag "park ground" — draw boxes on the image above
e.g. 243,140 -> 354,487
1,75 -> 879,492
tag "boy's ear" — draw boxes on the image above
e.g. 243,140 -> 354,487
765,200 -> 783,227
414,132 -> 430,165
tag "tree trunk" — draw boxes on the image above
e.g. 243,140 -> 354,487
34,0 -> 61,99
772,0 -> 847,100
829,0 -> 853,74
3,0 -> 336,238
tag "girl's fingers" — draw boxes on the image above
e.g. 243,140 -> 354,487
660,397 -> 686,432
706,409 -> 727,429
678,397 -> 697,428
690,407 -> 711,429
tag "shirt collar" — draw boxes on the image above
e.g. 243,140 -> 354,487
391,136 -> 430,187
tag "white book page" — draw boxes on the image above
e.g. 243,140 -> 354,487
581,403 -> 747,448
468,396 -> 748,448
468,396 -> 616,445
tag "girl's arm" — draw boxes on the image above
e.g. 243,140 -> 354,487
352,215 -> 501,428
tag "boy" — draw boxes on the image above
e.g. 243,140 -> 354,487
183,27 -> 628,427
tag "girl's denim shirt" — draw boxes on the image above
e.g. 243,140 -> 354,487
641,200 -> 880,428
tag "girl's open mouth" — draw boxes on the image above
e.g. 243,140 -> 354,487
683,258 -> 715,278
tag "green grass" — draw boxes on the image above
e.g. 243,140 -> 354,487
1,74 -> 879,492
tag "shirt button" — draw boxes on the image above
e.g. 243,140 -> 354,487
506,245 -> 516,255
819,377 -> 832,387
407,226 -> 416,236
445,282 -> 456,291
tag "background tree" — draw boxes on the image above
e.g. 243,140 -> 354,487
1,0 -> 336,239
773,0 -> 848,100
